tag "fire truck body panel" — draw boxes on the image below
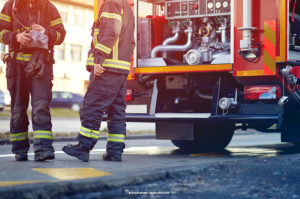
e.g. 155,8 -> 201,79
94,0 -> 300,151
234,0 -> 278,77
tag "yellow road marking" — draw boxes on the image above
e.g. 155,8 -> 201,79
0,181 -> 52,187
32,168 -> 111,180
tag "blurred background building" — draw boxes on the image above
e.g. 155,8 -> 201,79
0,0 -> 94,104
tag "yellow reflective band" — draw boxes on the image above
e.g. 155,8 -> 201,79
34,130 -> 52,134
100,12 -> 122,22
0,13 -> 11,23
16,27 -> 30,33
10,137 -> 28,142
34,135 -> 54,140
102,59 -> 130,70
79,131 -> 98,139
55,31 -> 61,44
0,29 -> 9,43
10,132 -> 28,142
79,126 -> 100,139
86,56 -> 130,71
92,28 -> 110,55
108,134 -> 125,138
33,130 -> 53,140
113,38 -> 119,60
95,43 -> 111,54
107,134 -> 125,143
86,60 -> 95,66
107,138 -> 124,143
92,28 -> 111,55
15,53 -> 32,61
86,62 -> 95,66
11,132 -> 28,137
80,126 -> 100,134
50,18 -> 62,27
86,54 -> 95,66
93,30 -> 98,47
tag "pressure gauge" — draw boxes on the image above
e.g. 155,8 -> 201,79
223,1 -> 229,8
216,2 -> 221,9
207,2 -> 214,9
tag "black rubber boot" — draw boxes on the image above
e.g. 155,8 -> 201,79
34,150 -> 55,161
102,153 -> 122,162
15,152 -> 28,161
62,143 -> 90,162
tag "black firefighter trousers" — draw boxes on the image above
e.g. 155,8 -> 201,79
6,61 -> 54,154
77,71 -> 127,155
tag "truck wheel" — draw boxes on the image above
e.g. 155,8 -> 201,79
171,123 -> 234,152
253,124 -> 275,132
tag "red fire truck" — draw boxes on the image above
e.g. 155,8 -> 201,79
96,0 -> 300,151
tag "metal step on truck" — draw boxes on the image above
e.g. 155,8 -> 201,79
100,0 -> 300,151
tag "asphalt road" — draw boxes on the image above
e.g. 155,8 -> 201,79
1,131 -> 300,199
289,47 -> 300,60
110,153 -> 300,199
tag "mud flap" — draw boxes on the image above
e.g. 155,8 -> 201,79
156,122 -> 194,140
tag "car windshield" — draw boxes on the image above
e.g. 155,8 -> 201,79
0,91 -> 4,103
60,92 -> 72,99
52,92 -> 59,99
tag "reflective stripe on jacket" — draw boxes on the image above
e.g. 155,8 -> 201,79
86,0 -> 135,75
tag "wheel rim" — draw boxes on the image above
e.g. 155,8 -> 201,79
71,104 -> 80,111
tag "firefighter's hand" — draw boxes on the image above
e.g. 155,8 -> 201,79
16,32 -> 32,45
31,23 -> 45,33
94,64 -> 105,76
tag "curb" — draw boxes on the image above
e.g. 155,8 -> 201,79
0,134 -> 156,145
0,163 -> 214,199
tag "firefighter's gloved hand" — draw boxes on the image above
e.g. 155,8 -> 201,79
21,30 -> 48,50
94,64 -> 105,76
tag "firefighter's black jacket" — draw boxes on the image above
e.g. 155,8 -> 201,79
0,0 -> 66,63
87,0 -> 135,75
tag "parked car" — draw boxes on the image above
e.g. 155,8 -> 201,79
0,90 -> 5,111
4,92 -> 11,106
51,91 -> 83,111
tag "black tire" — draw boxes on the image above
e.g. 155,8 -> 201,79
171,123 -> 235,152
281,112 -> 300,147
253,123 -> 275,132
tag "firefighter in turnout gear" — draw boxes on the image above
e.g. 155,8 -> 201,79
0,0 -> 66,161
62,0 -> 135,162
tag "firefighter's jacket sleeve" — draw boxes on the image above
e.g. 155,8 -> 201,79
93,0 -> 122,65
47,3 -> 66,46
0,1 -> 18,45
